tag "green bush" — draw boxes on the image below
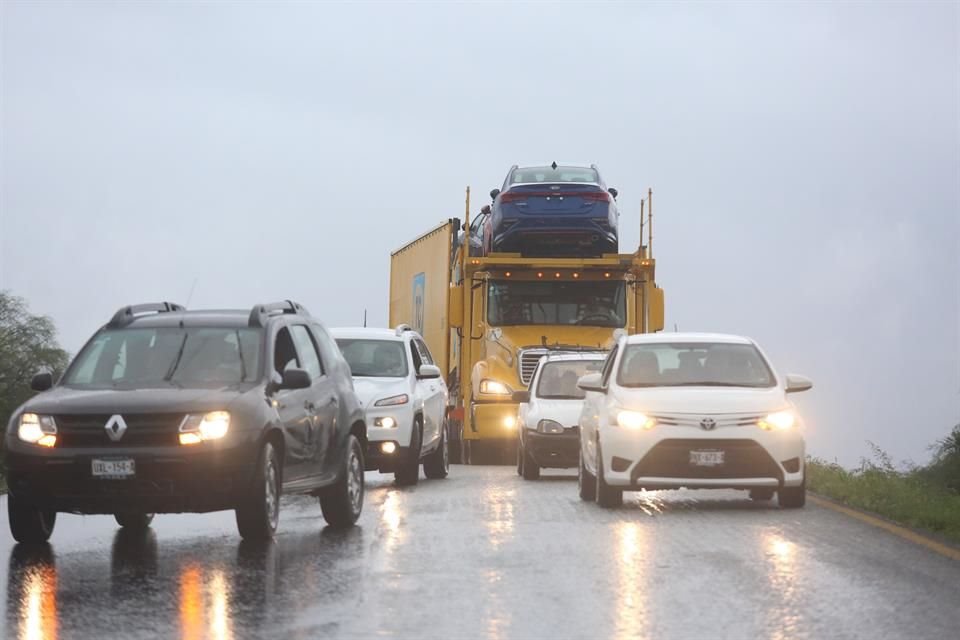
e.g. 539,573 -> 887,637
808,431 -> 960,544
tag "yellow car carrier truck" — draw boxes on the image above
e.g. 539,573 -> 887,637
389,189 -> 665,463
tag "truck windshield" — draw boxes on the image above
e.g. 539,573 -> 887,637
62,327 -> 262,389
335,339 -> 409,378
488,280 -> 625,328
617,343 -> 776,388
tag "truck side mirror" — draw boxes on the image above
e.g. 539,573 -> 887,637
512,390 -> 531,403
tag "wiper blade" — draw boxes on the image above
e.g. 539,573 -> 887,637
164,334 -> 189,381
669,382 -> 758,387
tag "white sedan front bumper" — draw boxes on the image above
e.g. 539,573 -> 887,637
596,424 -> 805,490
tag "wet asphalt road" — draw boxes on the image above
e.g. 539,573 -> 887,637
2,466 -> 960,640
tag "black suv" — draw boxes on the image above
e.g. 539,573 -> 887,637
4,301 -> 368,543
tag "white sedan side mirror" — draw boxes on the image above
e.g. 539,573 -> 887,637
577,373 -> 606,394
785,374 -> 813,393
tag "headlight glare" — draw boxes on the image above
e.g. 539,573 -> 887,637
374,394 -> 409,407
758,410 -> 796,431
479,379 -> 512,396
374,416 -> 397,428
616,410 -> 655,430
179,411 -> 230,445
18,413 -> 57,446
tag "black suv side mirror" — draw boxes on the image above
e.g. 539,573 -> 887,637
512,390 -> 531,403
280,368 -> 311,390
30,372 -> 53,392
489,188 -> 501,200
608,187 -> 618,199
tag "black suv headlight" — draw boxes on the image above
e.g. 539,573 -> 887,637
178,411 -> 231,445
18,413 -> 58,447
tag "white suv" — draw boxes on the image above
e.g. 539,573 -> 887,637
577,333 -> 812,508
332,326 -> 449,485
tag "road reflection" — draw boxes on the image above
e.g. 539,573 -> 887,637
4,519 -> 366,640
6,544 -> 58,640
613,522 -> 651,640
763,530 -> 800,640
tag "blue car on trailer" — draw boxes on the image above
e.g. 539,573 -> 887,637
487,163 -> 619,257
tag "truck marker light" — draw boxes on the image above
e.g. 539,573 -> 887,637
555,272 -> 561,278
505,271 -> 511,277
604,272 -> 611,278
572,273 -> 580,279
537,272 -> 543,278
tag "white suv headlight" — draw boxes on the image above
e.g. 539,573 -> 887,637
374,394 -> 409,407
758,410 -> 796,431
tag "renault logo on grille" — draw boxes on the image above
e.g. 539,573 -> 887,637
105,415 -> 128,441
700,418 -> 717,431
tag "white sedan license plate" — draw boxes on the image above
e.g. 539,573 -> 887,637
92,458 -> 135,478
690,450 -> 724,467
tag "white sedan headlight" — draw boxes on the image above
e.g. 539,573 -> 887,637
616,410 -> 656,431
758,410 -> 796,431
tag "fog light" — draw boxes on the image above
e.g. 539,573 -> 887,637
503,416 -> 517,429
381,442 -> 397,454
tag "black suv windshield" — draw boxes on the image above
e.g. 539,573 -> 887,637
488,280 -> 625,328
617,342 -> 776,388
335,339 -> 408,377
63,327 -> 262,389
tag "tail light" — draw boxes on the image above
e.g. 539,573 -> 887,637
500,190 -> 610,203
500,192 -> 527,203
581,191 -> 611,202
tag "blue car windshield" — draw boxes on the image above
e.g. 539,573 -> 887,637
509,166 -> 599,184
488,280 -> 625,328
62,327 -> 262,389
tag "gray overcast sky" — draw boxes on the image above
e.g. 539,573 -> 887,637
1,1 -> 957,465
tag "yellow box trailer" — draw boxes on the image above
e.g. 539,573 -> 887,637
390,189 -> 664,463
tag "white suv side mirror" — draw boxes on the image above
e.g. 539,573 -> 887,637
418,364 -> 442,380
785,374 -> 813,393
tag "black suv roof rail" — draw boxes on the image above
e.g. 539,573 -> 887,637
108,302 -> 185,328
248,300 -> 310,327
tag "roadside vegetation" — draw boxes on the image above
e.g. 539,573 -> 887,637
808,426 -> 960,545
0,291 -> 70,493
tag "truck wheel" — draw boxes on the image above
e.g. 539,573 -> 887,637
236,441 -> 281,540
319,434 -> 365,528
595,440 -> 622,508
520,441 -> 540,480
114,512 -> 155,531
578,450 -> 596,501
8,493 -> 56,544
423,422 -> 449,479
448,419 -> 463,465
395,420 -> 422,486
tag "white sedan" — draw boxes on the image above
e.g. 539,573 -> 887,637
577,333 -> 811,508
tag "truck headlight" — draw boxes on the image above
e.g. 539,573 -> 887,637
479,379 -> 512,396
758,410 -> 795,431
374,394 -> 409,407
179,411 -> 231,445
18,413 -> 57,447
537,419 -> 565,434
616,410 -> 655,430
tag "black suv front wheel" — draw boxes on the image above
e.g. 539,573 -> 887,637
8,492 -> 57,544
236,441 -> 281,540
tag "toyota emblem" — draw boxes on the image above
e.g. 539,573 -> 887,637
700,418 -> 717,431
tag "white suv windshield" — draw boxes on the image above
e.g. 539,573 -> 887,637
336,339 -> 408,377
617,342 -> 776,388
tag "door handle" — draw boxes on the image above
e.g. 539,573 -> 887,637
304,401 -> 318,413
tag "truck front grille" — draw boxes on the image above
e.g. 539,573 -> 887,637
518,349 -> 549,386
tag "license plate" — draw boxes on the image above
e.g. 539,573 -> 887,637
92,458 -> 135,478
689,450 -> 724,466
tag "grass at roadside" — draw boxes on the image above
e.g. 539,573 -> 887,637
808,458 -> 960,545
